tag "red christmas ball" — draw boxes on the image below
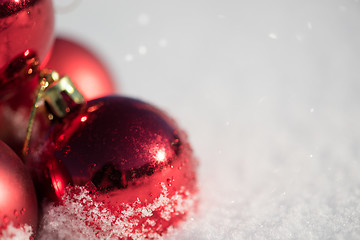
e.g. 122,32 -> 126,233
45,37 -> 116,100
0,35 -> 115,155
0,140 -> 38,236
27,96 -> 197,238
0,0 -> 54,98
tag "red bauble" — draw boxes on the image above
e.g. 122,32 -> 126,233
27,96 -> 197,238
0,35 -> 116,155
0,141 -> 38,236
45,37 -> 116,100
0,0 -> 54,98
0,36 -> 115,155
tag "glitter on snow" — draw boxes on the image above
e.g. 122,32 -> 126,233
0,223 -> 33,240
38,183 -> 196,239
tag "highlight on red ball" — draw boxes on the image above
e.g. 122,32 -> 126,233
0,141 -> 38,238
0,0 -> 54,97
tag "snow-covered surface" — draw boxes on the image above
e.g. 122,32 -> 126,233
0,223 -> 33,240
38,184 -> 195,239
52,0 -> 360,239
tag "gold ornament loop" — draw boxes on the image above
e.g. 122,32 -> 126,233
22,69 -> 85,157
44,75 -> 85,118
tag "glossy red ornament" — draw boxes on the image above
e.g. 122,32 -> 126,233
27,96 -> 197,238
0,140 -> 38,235
0,36 -> 115,155
0,0 -> 54,98
45,37 -> 116,100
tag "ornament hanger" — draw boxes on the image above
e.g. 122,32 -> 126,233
22,69 -> 85,156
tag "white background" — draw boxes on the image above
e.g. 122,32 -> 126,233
53,0 -> 360,239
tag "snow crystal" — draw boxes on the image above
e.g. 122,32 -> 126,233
268,33 -> 278,40
38,183 -> 196,239
51,0 -> 360,239
138,14 -> 150,26
138,46 -> 147,55
0,223 -> 33,240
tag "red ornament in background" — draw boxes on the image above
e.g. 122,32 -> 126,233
27,96 -> 197,238
0,0 -> 55,98
0,0 -> 198,237
0,141 -> 38,235
0,35 -> 117,155
45,37 -> 116,100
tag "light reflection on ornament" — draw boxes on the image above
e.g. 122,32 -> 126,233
51,175 -> 65,200
0,181 -> 9,204
0,0 -> 54,97
155,148 -> 166,163
24,50 -> 30,57
0,141 -> 38,231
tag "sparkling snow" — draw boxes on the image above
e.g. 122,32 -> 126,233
49,0 -> 360,239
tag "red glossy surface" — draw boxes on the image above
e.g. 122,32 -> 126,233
0,0 -> 54,98
0,141 -> 38,233
45,37 -> 116,100
0,36 -> 114,155
27,96 -> 197,236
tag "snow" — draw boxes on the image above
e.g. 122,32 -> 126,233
38,184 -> 196,239
0,223 -> 33,240
50,0 -> 360,239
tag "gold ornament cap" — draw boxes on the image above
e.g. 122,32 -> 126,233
22,69 -> 85,157
42,70 -> 85,118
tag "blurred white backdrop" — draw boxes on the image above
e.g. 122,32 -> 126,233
53,0 -> 360,239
